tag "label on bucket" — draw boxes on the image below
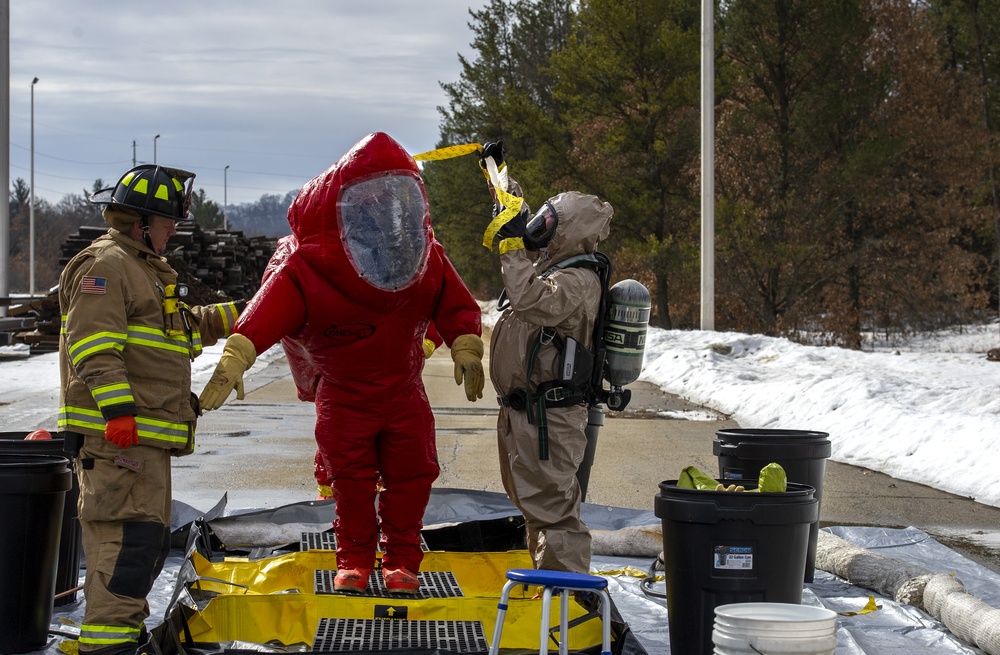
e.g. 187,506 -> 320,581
714,545 -> 753,570
721,468 -> 746,480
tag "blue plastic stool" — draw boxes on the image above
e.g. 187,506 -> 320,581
488,568 -> 612,655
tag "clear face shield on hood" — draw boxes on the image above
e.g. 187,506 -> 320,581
524,202 -> 558,250
338,173 -> 429,291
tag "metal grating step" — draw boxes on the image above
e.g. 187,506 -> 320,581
301,531 -> 429,552
301,531 -> 337,551
312,618 -> 487,653
315,570 -> 463,599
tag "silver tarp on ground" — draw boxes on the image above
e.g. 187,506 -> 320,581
30,490 -> 1000,654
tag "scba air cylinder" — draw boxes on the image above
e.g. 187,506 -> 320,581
603,279 -> 650,386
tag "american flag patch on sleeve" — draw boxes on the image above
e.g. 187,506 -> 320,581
81,276 -> 107,295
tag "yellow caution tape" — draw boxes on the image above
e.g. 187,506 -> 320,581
412,143 -> 483,161
411,141 -> 526,252
595,565 -> 661,580
837,594 -> 880,616
483,189 -> 524,252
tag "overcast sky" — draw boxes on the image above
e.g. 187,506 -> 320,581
7,1 -> 489,206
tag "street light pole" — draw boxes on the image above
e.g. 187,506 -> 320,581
224,165 -> 230,231
0,0 -> 9,318
700,0 -> 715,330
30,76 -> 38,298
154,134 -> 160,164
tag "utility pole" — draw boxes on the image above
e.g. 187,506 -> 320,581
30,76 -> 38,297
700,0 -> 716,331
132,140 -> 136,167
0,0 -> 10,317
223,165 -> 230,231
153,134 -> 160,164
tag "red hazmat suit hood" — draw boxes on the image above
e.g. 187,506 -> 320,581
286,132 -> 432,301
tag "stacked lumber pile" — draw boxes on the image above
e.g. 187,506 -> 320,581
1,225 -> 277,354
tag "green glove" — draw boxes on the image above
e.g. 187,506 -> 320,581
677,465 -> 722,490
199,333 -> 257,410
756,462 -> 787,492
451,334 -> 485,401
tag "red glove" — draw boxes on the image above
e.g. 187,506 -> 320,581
105,416 -> 139,448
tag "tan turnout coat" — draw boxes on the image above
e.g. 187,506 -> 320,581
59,230 -> 239,454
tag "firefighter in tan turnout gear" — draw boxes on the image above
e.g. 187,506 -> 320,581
479,142 -> 614,573
58,164 -> 241,655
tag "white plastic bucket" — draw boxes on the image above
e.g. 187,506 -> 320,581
712,602 -> 838,655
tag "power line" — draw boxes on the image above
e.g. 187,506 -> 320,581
10,141 -> 128,166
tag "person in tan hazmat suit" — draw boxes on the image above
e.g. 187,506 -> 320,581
58,164 -> 242,655
479,142 -> 613,573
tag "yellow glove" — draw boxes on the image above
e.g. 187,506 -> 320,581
451,334 -> 485,401
199,333 -> 257,410
423,338 -> 437,359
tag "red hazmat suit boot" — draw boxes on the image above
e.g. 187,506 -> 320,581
383,566 -> 420,595
334,567 -> 371,593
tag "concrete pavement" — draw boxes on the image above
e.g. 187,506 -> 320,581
177,337 -> 1000,574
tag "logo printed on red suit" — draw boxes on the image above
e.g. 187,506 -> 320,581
324,323 -> 377,343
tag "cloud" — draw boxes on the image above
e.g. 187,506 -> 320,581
7,0 -> 486,204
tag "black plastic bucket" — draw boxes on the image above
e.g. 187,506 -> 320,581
655,480 -> 818,655
0,454 -> 72,653
713,428 -> 831,582
0,431 -> 82,605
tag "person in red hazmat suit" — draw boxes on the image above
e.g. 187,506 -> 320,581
479,141 -> 613,574
198,132 -> 485,595
312,323 -> 443,500
252,235 -> 448,502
